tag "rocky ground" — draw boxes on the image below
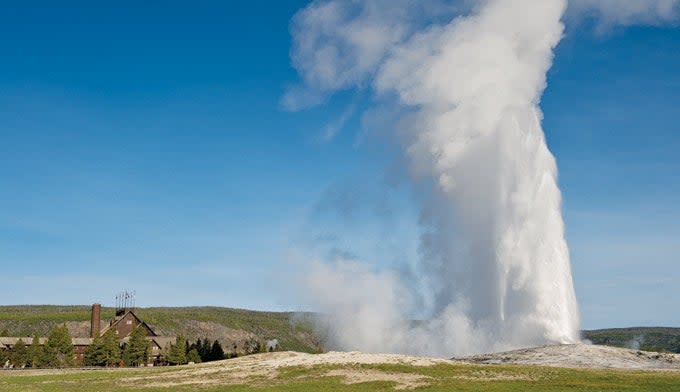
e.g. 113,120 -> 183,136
119,351 -> 451,389
455,343 -> 680,370
5,346 -> 680,391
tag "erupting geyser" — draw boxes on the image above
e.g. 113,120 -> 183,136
288,0 -> 580,357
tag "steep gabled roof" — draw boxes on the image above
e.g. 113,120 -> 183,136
137,320 -> 158,337
100,310 -> 157,337
150,336 -> 175,349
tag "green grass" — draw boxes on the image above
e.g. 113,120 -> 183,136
0,306 -> 321,353
1,359 -> 679,391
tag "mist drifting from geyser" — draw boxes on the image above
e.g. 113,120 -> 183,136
288,0 -> 580,357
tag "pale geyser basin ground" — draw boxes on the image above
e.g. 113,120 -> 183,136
3,344 -> 680,391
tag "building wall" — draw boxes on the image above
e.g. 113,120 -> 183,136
113,312 -> 139,338
74,345 -> 88,365
112,311 -> 155,338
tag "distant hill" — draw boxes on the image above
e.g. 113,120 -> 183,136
0,305 -> 323,354
457,343 -> 680,369
582,327 -> 680,353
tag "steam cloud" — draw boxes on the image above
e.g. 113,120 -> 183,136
287,0 -> 678,357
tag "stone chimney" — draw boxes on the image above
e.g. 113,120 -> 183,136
91,303 -> 102,338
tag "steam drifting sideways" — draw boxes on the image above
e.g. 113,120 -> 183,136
288,0 -> 581,357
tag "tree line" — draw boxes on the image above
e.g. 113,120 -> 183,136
1,325 -> 242,368
1,325 -> 76,368
163,336 -> 233,365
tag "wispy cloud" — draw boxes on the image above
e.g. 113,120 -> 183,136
568,0 -> 680,28
321,103 -> 357,141
280,84 -> 327,111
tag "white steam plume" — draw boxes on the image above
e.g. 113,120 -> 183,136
289,0 -> 580,356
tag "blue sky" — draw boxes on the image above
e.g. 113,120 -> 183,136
1,2 -> 679,330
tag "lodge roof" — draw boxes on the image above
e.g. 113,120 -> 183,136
0,337 -> 41,347
100,309 -> 158,337
0,337 -> 94,347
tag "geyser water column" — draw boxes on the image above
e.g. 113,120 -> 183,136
376,0 -> 581,346
289,0 -> 580,356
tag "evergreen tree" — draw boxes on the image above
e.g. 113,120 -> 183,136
0,328 -> 9,337
167,335 -> 187,365
27,334 -> 43,368
0,348 -> 8,367
208,340 -> 225,361
101,328 -> 121,366
162,342 -> 173,364
84,333 -> 106,366
189,338 -> 201,355
11,339 -> 28,368
199,338 -> 211,362
186,348 -> 201,364
243,338 -> 261,355
43,325 -> 75,367
123,326 -> 149,367
83,329 -> 120,367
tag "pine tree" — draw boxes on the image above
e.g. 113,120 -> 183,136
84,333 -> 105,366
0,328 -> 9,337
199,338 -> 211,362
84,329 -> 120,367
123,326 -> 149,367
187,348 -> 201,364
11,339 -> 28,368
243,338 -> 261,355
189,338 -> 201,355
167,335 -> 187,365
43,325 -> 75,367
101,328 -> 121,366
208,340 -> 225,361
27,334 -> 43,368
162,342 -> 173,364
0,348 -> 8,367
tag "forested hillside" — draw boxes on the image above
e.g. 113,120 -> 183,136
0,306 -> 322,355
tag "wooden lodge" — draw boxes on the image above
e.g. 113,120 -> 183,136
1,304 -> 175,366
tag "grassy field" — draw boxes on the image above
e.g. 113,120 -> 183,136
1,355 -> 680,392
